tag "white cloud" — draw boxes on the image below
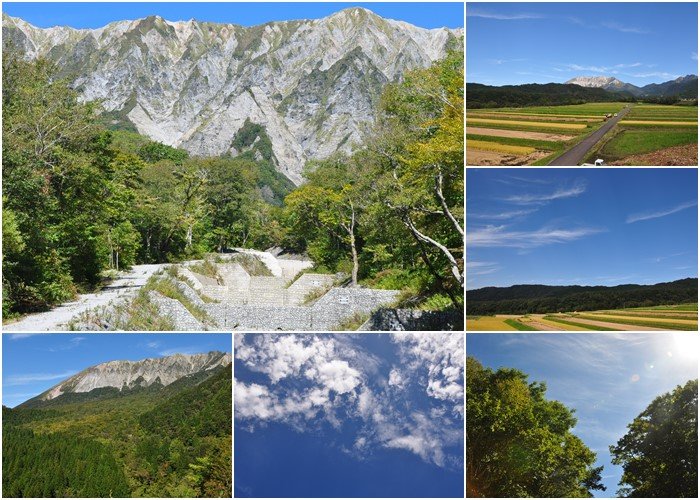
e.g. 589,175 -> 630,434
501,182 -> 587,205
466,261 -> 500,277
467,11 -> 544,20
630,72 -> 680,79
469,209 -> 537,220
626,200 -> 697,223
234,334 -> 463,468
391,333 -> 464,403
467,225 -> 604,249
602,22 -> 650,34
234,381 -> 278,419
4,370 -> 77,386
693,52 -> 698,61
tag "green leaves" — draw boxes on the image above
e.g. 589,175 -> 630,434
610,379 -> 698,498
467,357 -> 605,498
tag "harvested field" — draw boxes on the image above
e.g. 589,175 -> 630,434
466,316 -> 518,331
468,113 -> 600,123
467,139 -> 535,155
466,306 -> 698,331
565,317 -> 666,331
608,143 -> 698,166
467,118 -> 587,130
466,126 -> 573,142
466,148 -> 550,166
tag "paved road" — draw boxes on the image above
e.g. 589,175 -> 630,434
3,264 -> 165,332
548,105 -> 632,165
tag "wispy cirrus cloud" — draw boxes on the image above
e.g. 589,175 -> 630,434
466,261 -> 500,276
467,10 -> 544,20
692,52 -> 698,61
469,208 -> 538,221
629,72 -> 680,79
5,370 -> 77,387
626,200 -> 697,224
466,225 -> 604,249
602,21 -> 650,34
501,182 -> 587,205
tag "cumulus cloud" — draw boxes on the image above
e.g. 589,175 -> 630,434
234,333 -> 463,468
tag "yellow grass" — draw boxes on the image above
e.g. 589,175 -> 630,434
466,317 -> 518,331
620,120 -> 698,126
587,313 -> 698,326
467,118 -> 587,130
467,140 -> 535,155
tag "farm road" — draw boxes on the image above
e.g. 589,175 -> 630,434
549,105 -> 632,165
2,264 -> 165,332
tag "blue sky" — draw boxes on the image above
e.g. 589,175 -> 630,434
2,333 -> 231,408
467,332 -> 699,497
467,2 -> 698,86
2,2 -> 464,29
234,333 -> 464,497
466,168 -> 698,290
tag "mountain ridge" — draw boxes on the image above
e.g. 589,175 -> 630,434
565,74 -> 698,97
3,9 -> 462,184
23,351 -> 232,406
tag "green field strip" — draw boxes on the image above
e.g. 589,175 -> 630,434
594,311 -> 698,321
585,313 -> 699,325
624,303 -> 698,312
574,314 -> 697,331
543,316 -> 619,331
599,128 -> 698,158
503,318 -> 538,331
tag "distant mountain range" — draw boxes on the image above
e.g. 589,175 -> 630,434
566,74 -> 698,97
466,278 -> 698,315
467,75 -> 698,109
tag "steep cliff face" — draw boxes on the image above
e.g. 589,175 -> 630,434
3,8 -> 462,184
36,351 -> 232,401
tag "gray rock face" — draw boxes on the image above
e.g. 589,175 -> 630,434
2,8 -> 461,184
39,351 -> 231,400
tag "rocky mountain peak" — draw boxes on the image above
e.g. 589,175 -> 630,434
36,350 -> 231,402
3,11 -> 461,184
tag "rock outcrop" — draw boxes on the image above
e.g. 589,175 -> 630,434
36,351 -> 231,401
3,9 -> 461,184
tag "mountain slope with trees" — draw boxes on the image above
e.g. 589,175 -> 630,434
3,46 -> 464,320
2,362 -> 232,498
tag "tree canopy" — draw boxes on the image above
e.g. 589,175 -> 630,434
610,379 -> 698,498
466,357 -> 605,498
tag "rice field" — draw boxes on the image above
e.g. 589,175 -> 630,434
467,102 -> 628,165
466,304 -> 698,331
589,104 -> 698,165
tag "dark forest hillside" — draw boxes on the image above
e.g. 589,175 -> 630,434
466,278 -> 698,315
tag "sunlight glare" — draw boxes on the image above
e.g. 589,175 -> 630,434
671,332 -> 700,359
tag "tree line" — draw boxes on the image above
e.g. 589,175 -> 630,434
466,278 -> 697,315
467,358 -> 698,498
2,48 -> 463,318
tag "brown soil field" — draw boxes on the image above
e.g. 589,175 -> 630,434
609,143 -> 698,166
466,148 -> 550,166
468,113 -> 599,123
467,126 -> 572,142
565,317 -> 666,331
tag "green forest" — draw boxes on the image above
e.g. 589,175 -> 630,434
2,364 -> 232,498
467,358 -> 698,498
465,278 -> 698,315
2,49 -> 464,319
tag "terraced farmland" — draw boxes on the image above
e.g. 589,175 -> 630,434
466,102 -> 628,165
466,304 -> 698,331
587,104 -> 698,165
